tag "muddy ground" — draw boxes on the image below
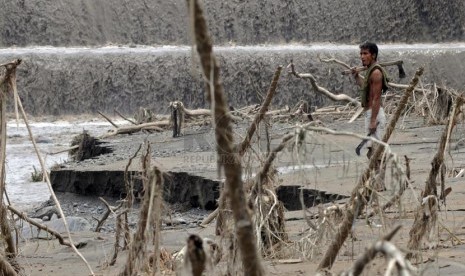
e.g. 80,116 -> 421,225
13,108 -> 465,275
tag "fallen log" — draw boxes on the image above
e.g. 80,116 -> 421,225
100,121 -> 168,138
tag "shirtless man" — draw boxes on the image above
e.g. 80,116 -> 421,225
352,42 -> 388,159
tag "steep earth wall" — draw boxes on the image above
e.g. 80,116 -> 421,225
1,46 -> 465,115
0,0 -> 464,47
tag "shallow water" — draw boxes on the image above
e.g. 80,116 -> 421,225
4,118 -> 128,209
2,43 -> 465,56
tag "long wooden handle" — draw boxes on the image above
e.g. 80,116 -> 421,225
342,60 -> 403,75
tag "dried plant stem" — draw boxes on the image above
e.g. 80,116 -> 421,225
342,225 -> 402,276
123,144 -> 141,248
110,214 -> 124,266
147,167 -> 163,275
238,66 -> 282,156
187,0 -> 263,274
0,253 -> 17,276
406,96 -> 464,259
250,134 -> 294,195
318,67 -> 424,270
217,66 -> 282,233
366,156 -> 411,219
121,144 -> 152,276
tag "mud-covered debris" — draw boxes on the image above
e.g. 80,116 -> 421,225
69,131 -> 112,161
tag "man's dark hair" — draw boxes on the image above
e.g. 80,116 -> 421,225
360,41 -> 378,60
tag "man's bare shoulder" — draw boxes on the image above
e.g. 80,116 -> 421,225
369,68 -> 383,82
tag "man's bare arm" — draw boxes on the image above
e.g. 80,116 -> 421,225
369,69 -> 383,130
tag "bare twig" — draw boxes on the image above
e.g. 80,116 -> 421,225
94,197 -> 124,232
98,111 -> 119,128
114,109 -> 138,125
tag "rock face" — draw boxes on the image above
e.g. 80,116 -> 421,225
0,0 -> 464,47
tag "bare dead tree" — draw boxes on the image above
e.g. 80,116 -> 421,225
0,60 -> 21,260
186,0 -> 263,274
317,67 -> 424,271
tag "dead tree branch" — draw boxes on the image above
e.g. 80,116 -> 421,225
287,60 -> 361,107
318,67 -> 424,271
114,109 -> 138,125
7,205 -> 71,247
94,197 -> 124,232
98,111 -> 119,128
341,225 -> 404,276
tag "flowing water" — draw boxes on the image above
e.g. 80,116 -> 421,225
4,118 -> 128,209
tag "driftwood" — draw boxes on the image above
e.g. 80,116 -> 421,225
7,205 -> 71,247
98,110 -> 119,128
406,96 -> 464,260
317,67 -> 423,270
101,121 -> 168,138
187,0 -> 263,275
